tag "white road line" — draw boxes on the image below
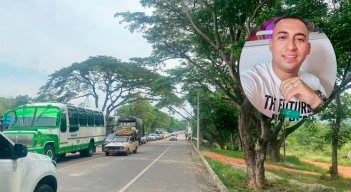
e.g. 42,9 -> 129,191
118,146 -> 171,192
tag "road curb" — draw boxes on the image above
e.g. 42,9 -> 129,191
191,143 -> 229,192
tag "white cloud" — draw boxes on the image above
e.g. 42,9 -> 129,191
0,0 -> 152,97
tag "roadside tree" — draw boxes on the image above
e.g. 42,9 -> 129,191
38,56 -> 163,118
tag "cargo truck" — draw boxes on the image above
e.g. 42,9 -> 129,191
113,117 -> 144,145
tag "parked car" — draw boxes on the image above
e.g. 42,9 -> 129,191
155,134 -> 162,140
0,132 -> 57,192
141,135 -> 147,144
148,133 -> 157,141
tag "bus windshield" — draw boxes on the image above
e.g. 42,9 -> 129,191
12,106 -> 59,128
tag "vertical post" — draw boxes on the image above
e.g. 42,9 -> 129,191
283,124 -> 286,163
197,93 -> 200,149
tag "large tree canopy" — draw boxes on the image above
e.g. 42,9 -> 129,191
38,56 -> 164,118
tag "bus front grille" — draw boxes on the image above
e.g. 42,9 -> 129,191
6,134 -> 34,147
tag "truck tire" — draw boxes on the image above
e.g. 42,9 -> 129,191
34,183 -> 55,192
80,141 -> 94,157
44,145 -> 55,160
133,147 -> 138,154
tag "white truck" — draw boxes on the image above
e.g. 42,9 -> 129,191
103,128 -> 139,156
0,132 -> 57,192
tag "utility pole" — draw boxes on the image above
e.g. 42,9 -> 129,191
197,93 -> 200,149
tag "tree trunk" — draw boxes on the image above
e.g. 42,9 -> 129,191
331,139 -> 338,177
267,139 -> 281,162
238,100 -> 259,188
331,93 -> 341,178
256,138 -> 267,187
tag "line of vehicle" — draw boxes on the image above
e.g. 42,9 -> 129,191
118,145 -> 172,192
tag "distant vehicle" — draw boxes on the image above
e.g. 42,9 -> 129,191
169,134 -> 177,141
148,133 -> 156,141
0,132 -> 57,192
103,128 -> 139,156
2,102 -> 106,160
0,115 -> 12,131
155,134 -> 162,140
155,128 -> 165,135
114,117 -> 144,145
141,135 -> 147,144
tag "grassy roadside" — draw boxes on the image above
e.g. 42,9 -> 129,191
285,143 -> 351,167
201,147 -> 351,191
206,157 -> 326,192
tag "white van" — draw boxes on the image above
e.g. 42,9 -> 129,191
0,132 -> 57,192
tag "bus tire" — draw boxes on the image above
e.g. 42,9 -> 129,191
44,145 -> 55,160
105,152 -> 109,156
80,141 -> 94,157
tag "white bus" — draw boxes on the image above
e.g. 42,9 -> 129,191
3,102 -> 106,159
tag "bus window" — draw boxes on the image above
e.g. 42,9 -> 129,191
68,106 -> 79,132
87,110 -> 94,126
94,111 -> 101,126
60,114 -> 67,132
33,107 -> 59,127
78,108 -> 87,126
13,107 -> 35,127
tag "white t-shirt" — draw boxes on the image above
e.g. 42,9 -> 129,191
241,61 -> 326,121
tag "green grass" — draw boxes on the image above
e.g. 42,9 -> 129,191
200,145 -> 351,191
267,155 -> 329,174
267,168 -> 351,191
210,148 -> 244,159
205,157 -> 326,192
286,142 -> 351,167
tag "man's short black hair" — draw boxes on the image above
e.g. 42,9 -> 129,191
274,16 -> 320,32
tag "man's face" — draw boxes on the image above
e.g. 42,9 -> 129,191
269,18 -> 311,77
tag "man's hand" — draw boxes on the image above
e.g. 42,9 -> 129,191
280,77 -> 322,109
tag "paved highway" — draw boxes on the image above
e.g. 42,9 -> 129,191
56,135 -> 219,192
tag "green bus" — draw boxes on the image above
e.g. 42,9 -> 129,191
3,102 -> 106,159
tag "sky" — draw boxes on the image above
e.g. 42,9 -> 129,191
0,0 -> 152,98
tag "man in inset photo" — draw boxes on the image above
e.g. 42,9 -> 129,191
240,16 -> 330,121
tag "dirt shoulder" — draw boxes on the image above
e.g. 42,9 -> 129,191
202,151 -> 351,178
302,159 -> 351,178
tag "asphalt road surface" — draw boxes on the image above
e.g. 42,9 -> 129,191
56,135 -> 219,192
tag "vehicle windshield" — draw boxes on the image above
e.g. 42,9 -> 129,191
106,134 -> 116,141
113,136 -> 129,142
12,106 -> 59,128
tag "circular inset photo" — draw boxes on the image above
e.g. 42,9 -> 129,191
239,16 -> 336,121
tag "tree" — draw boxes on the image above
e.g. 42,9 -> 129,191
320,92 -> 351,178
168,117 -> 187,132
38,56 -> 161,118
116,96 -> 156,133
0,95 -> 32,114
116,96 -> 172,133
